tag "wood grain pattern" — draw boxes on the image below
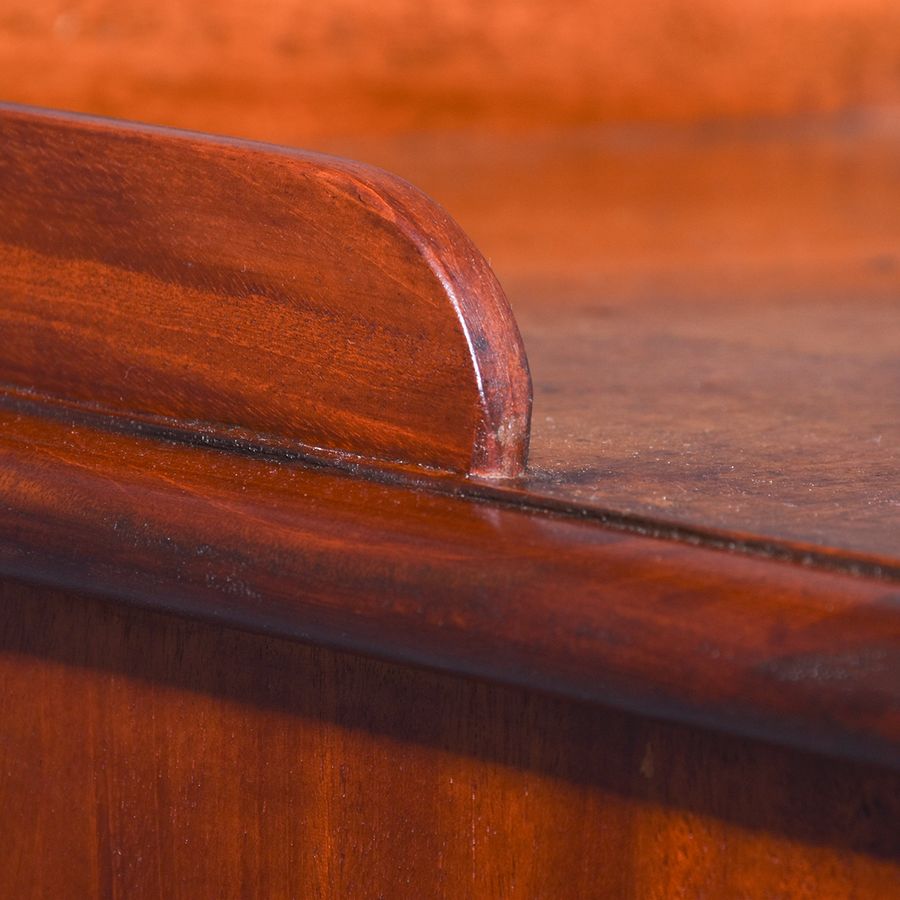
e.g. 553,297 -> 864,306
5,105 -> 897,568
1,578 -> 898,898
0,405 -> 897,770
1,109 -> 897,761
3,9 -> 900,896
0,103 -> 531,477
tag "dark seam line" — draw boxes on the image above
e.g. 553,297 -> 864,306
0,387 -> 897,585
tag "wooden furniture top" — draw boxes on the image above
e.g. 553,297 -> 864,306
334,123 -> 900,574
1,105 -> 898,769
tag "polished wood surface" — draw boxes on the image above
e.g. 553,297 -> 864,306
1,405 -> 897,769
0,104 -> 530,477
1,1 -> 900,141
328,123 -> 900,567
3,104 -> 897,563
1,579 -> 898,898
3,4 -> 900,896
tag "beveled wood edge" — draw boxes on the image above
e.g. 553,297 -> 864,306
1,408 -> 898,771
1,385 -> 896,583
2,384 -> 894,582
0,102 -> 532,477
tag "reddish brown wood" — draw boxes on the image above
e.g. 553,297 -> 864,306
3,9 -> 900,896
2,1 -> 900,141
1,578 -> 898,898
1,105 -> 897,768
342,125 -> 900,568
0,405 -> 897,770
5,105 -> 898,573
0,103 -> 531,477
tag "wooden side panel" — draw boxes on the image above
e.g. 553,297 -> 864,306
0,104 -> 531,476
0,579 -> 898,898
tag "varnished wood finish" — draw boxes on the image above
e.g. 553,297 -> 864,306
1,1 -> 900,141
1,406 -> 898,769
0,104 -> 531,477
4,4 -> 900,895
340,124 -> 900,567
1,579 -> 898,898
5,103 -> 900,573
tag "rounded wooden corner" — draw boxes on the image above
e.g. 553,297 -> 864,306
313,153 -> 533,478
0,103 -> 532,477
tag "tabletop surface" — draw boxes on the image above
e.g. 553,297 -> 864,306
324,120 -> 900,569
1,111 -> 898,766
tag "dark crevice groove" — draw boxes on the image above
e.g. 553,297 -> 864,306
0,385 -> 897,584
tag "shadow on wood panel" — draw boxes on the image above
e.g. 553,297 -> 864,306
0,575 -> 897,865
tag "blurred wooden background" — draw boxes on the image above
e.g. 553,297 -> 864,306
2,0 -> 900,142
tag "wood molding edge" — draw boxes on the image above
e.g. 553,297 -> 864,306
0,103 -> 532,477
